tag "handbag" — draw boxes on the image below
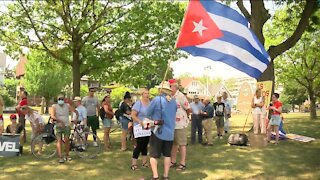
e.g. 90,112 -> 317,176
43,117 -> 56,144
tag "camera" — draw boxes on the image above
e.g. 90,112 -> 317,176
154,120 -> 164,125
269,103 -> 273,106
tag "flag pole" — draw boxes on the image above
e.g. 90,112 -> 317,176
159,0 -> 190,94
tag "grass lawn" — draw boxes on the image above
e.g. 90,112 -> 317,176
0,112 -> 319,180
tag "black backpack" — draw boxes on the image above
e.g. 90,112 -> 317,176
44,117 -> 56,144
99,106 -> 106,120
114,109 -> 121,121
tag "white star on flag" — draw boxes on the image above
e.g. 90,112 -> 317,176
192,19 -> 208,36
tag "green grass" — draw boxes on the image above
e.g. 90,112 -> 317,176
1,112 -> 319,180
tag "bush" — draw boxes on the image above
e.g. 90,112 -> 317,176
0,88 -> 16,107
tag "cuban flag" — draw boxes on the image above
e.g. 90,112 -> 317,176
176,0 -> 271,79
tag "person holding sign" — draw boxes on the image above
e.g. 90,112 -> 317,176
251,89 -> 266,134
130,88 -> 151,171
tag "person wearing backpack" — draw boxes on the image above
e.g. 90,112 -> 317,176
100,94 -> 114,150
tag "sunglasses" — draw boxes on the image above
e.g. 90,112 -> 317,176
58,98 -> 64,100
11,118 -> 17,120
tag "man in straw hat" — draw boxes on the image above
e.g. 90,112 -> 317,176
146,81 -> 177,180
168,79 -> 191,171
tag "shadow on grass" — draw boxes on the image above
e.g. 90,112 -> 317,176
1,113 -> 319,179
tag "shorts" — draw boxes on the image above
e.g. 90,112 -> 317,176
215,116 -> 224,128
87,115 -> 99,130
55,126 -> 71,139
103,118 -> 112,128
150,134 -> 173,158
173,128 -> 187,146
120,116 -> 130,130
269,115 -> 281,126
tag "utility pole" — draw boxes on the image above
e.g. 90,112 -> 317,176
204,65 -> 211,96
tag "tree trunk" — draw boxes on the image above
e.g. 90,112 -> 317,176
308,89 -> 317,119
45,98 -> 50,114
299,105 -> 301,112
292,104 -> 294,112
72,50 -> 81,97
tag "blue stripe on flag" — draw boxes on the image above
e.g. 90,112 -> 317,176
219,31 -> 270,65
200,0 -> 248,27
181,46 -> 262,79
251,30 -> 270,59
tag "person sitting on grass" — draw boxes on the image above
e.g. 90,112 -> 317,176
267,93 -> 282,145
213,95 -> 226,139
6,114 -> 24,154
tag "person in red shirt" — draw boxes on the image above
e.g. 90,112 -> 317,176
16,91 -> 28,143
267,93 -> 282,144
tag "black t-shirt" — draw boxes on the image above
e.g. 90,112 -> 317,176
120,102 -> 132,117
213,102 -> 225,116
6,124 -> 24,134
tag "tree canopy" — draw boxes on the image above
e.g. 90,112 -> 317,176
0,0 -> 184,96
24,50 -> 72,111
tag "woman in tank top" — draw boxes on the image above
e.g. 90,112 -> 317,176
52,94 -> 74,163
251,89 -> 266,134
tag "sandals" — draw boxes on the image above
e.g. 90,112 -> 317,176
131,165 -> 139,171
163,176 -> 169,180
142,162 -> 149,168
169,162 -> 177,168
150,177 -> 159,180
176,164 -> 186,171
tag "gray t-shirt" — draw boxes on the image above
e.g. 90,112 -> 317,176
82,96 -> 99,117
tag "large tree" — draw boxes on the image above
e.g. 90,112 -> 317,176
0,0 -> 184,96
236,0 -> 318,83
279,80 -> 308,113
275,30 -> 319,119
24,50 -> 72,113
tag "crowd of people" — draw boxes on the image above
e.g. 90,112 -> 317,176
0,79 -> 283,179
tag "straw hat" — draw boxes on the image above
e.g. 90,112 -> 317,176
155,81 -> 172,91
73,96 -> 82,101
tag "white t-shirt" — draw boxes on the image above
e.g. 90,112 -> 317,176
26,111 -> 45,128
173,91 -> 191,129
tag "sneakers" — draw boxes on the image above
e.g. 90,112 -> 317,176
58,158 -> 65,164
93,141 -> 98,147
219,136 -> 223,140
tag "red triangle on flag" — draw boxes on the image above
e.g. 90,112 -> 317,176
176,0 -> 223,48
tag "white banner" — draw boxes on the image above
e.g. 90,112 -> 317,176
0,134 -> 21,157
133,124 -> 151,138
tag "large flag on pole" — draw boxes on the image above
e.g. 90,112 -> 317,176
176,0 -> 271,79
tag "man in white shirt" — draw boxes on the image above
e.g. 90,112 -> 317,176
169,79 -> 191,171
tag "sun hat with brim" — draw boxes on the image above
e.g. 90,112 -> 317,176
155,81 -> 172,91
73,96 -> 82,101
